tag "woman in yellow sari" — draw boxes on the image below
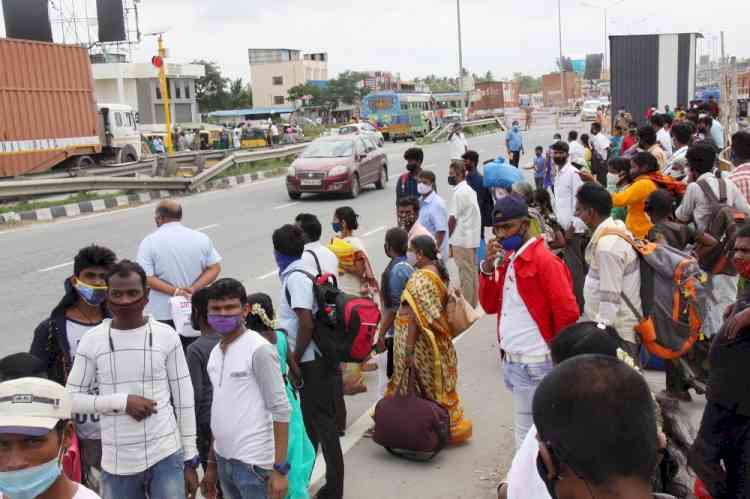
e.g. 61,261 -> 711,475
329,206 -> 379,395
386,235 -> 473,444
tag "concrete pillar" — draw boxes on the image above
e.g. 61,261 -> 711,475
117,77 -> 125,105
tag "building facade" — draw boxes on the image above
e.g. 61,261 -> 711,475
248,49 -> 328,108
91,61 -> 205,125
542,72 -> 583,106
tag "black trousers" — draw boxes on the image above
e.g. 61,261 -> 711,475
300,358 -> 344,499
690,401 -> 750,499
510,150 -> 520,167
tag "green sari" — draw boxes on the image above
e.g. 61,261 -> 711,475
274,331 -> 315,499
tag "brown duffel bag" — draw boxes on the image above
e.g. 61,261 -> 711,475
372,367 -> 451,461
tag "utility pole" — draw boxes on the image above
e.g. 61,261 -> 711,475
457,0 -> 466,120
157,34 -> 173,153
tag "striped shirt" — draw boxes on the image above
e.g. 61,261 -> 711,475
729,162 -> 750,205
583,218 -> 641,344
66,318 -> 197,475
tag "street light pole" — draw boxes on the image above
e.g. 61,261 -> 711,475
457,0 -> 465,120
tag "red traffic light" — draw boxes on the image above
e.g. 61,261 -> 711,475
151,56 -> 163,68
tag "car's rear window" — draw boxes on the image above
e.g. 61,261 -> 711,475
301,141 -> 354,158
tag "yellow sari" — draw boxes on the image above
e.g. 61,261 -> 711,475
386,268 -> 473,444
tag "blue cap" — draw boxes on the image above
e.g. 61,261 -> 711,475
493,194 -> 529,223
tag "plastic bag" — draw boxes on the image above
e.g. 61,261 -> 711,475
483,158 -> 522,190
169,295 -> 200,337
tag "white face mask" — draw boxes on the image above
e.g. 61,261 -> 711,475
417,183 -> 432,195
606,173 -> 620,190
407,252 -> 418,266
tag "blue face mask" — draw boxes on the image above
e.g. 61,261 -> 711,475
73,277 -> 108,306
274,251 -> 298,274
501,234 -> 525,252
0,446 -> 63,499
332,222 -> 342,233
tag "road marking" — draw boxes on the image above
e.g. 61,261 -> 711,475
309,310 -> 484,490
272,201 -> 299,211
195,224 -> 219,232
256,269 -> 278,280
38,261 -> 74,273
361,226 -> 386,238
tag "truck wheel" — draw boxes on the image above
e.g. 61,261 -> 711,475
67,155 -> 94,177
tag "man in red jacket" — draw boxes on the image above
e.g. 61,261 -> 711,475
478,195 -> 580,449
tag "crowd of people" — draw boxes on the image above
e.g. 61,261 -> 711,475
3,99 -> 750,499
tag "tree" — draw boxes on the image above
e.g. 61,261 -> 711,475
228,78 -> 253,108
191,60 -> 230,112
512,72 -> 542,94
483,70 -> 494,82
326,71 -> 370,106
288,83 -> 323,107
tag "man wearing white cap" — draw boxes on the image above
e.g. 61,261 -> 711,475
0,377 -> 101,498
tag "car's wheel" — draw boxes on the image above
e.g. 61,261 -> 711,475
288,191 -> 301,200
348,173 -> 360,198
374,165 -> 387,189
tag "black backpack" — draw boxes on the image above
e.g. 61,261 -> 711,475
286,268 -> 381,366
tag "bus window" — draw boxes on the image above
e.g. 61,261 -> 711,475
115,112 -> 123,127
401,102 -> 408,111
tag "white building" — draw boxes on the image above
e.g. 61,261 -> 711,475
248,49 -> 328,108
91,61 -> 205,125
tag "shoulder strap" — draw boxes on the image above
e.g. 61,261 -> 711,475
284,269 -> 317,307
717,171 -> 728,203
697,178 -> 721,205
305,249 -> 322,276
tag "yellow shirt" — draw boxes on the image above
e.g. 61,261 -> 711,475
611,176 -> 658,238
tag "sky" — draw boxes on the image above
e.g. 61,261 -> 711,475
1,0 -> 749,83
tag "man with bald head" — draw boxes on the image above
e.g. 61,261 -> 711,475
137,200 -> 222,349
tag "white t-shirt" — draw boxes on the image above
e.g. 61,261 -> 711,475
302,242 -> 339,276
65,319 -> 198,475
66,319 -> 102,440
448,180 -> 481,248
1,483 -> 101,499
592,132 -> 611,159
449,132 -> 468,160
656,128 -> 673,158
498,239 -> 549,357
137,222 -> 222,321
506,424 -> 548,499
568,140 -> 586,166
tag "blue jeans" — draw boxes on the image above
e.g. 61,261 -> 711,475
100,450 -> 185,499
216,454 -> 270,499
502,359 -> 554,450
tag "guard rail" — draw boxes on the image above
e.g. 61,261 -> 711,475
0,143 -> 308,200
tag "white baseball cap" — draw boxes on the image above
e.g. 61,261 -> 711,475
0,377 -> 72,436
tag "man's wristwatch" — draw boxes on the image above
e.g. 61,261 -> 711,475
184,456 -> 200,470
273,461 -> 291,476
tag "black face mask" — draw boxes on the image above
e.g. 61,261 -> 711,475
108,295 -> 148,322
536,454 -> 560,499
448,175 -> 457,186
406,163 -> 419,173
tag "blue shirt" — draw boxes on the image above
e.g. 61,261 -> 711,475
278,259 -> 319,363
137,222 -> 222,321
533,155 -> 545,178
506,127 -> 523,152
418,191 -> 450,259
383,258 -> 415,338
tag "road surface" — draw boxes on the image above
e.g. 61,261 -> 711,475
6,118 -> 704,499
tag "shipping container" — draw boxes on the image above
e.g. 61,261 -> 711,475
0,38 -> 103,177
609,33 -> 701,125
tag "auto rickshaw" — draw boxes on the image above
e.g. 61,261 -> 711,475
241,127 -> 269,149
